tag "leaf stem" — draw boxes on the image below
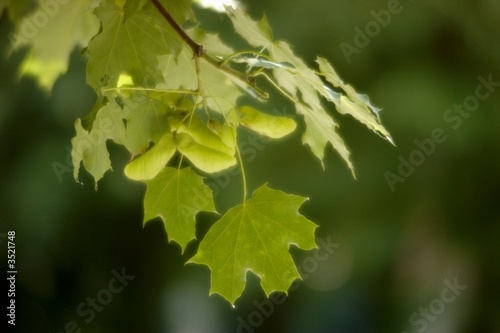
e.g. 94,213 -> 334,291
235,143 -> 247,203
150,0 -> 269,100
257,72 -> 300,104
102,87 -> 199,95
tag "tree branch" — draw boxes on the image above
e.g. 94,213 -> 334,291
150,0 -> 204,57
150,0 -> 268,99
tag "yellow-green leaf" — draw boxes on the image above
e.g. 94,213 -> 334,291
86,0 -> 184,92
316,57 -> 394,144
224,5 -> 273,48
10,0 -> 100,91
71,99 -> 127,185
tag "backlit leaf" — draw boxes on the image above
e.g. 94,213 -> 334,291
269,42 -> 354,171
189,184 -> 317,304
144,167 -> 216,251
71,99 -> 127,185
10,0 -> 100,90
86,0 -> 185,92
316,57 -> 393,144
9,0 -> 394,306
296,104 -> 353,173
224,5 -> 272,49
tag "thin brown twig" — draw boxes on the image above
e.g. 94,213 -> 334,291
150,0 -> 269,99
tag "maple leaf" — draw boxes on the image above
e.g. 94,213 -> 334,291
189,184 -> 317,304
223,7 -> 395,174
224,7 -> 354,171
316,57 -> 394,144
71,98 -> 127,185
268,42 -> 354,171
143,167 -> 216,251
296,104 -> 353,173
86,0 -> 186,92
9,0 -> 100,90
224,5 -> 273,49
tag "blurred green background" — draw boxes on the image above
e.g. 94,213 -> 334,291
1,0 -> 499,332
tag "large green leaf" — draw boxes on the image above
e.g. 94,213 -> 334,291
225,7 -> 354,171
86,0 -> 186,92
189,184 -> 317,304
224,7 -> 394,173
9,0 -> 100,90
144,167 -> 216,251
268,42 -> 355,171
